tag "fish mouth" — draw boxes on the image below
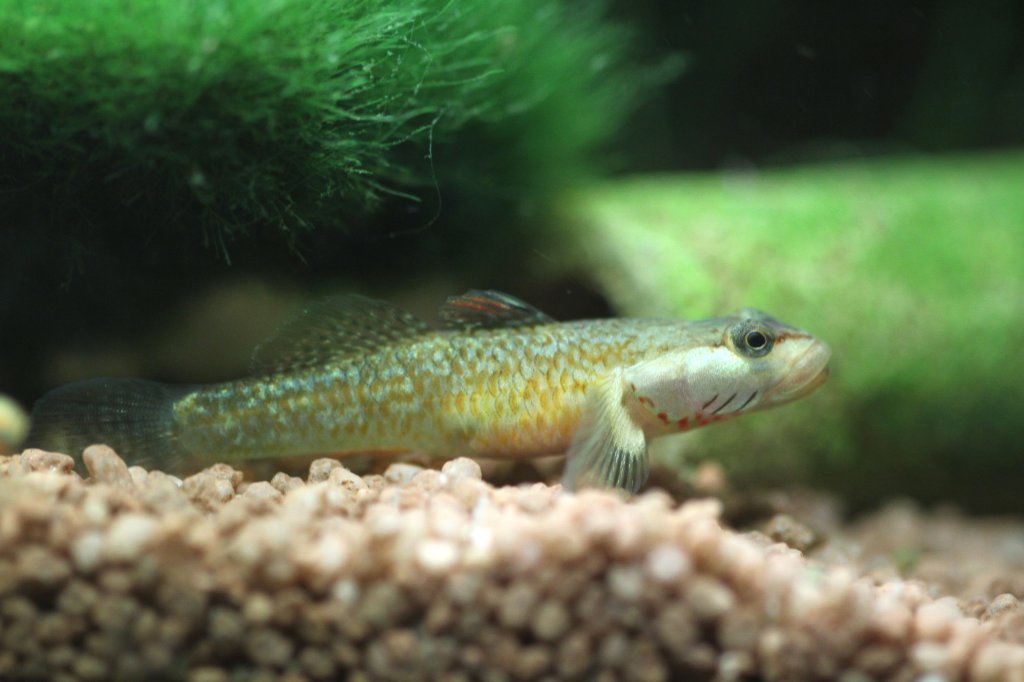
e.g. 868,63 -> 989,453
766,341 -> 832,404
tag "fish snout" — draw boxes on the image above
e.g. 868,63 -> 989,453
765,338 -> 831,404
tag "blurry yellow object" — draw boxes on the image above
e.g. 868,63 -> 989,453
0,394 -> 29,454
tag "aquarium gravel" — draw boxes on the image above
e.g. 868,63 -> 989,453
1,447 -> 1023,681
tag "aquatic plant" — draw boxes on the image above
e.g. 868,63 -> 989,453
0,0 -> 650,254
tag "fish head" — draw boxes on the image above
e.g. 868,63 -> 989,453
722,308 -> 832,410
626,309 -> 831,428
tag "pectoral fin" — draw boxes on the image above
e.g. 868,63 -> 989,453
561,370 -> 649,493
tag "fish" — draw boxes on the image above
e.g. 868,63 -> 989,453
26,290 -> 831,492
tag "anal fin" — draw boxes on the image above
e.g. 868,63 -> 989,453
562,370 -> 649,494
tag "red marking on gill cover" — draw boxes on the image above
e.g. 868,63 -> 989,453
676,417 -> 689,430
656,412 -> 669,424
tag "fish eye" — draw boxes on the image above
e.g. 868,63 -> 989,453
746,330 -> 768,350
732,322 -> 774,358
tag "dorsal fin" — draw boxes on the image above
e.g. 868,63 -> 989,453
250,295 -> 432,375
438,290 -> 555,330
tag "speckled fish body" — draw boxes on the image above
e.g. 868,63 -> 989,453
27,291 -> 831,492
176,318 -> 691,460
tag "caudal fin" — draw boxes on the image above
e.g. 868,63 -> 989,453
26,378 -> 189,469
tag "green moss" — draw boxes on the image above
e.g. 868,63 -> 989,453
555,152 -> 1024,512
0,0 -> 650,251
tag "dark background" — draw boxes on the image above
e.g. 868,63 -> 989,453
621,0 -> 1024,170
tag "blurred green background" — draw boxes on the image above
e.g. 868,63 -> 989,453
2,0 -> 1022,511
555,154 -> 1024,513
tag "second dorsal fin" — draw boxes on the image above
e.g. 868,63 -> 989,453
439,290 -> 555,330
250,295 -> 432,375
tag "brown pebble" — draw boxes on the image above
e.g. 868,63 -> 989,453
607,565 -> 645,601
97,568 -> 134,594
717,650 -> 753,681
762,513 -> 817,552
441,457 -> 482,482
243,481 -> 283,501
498,582 -> 538,628
328,465 -> 368,492
82,445 -> 134,489
308,458 -> 343,483
17,545 -> 71,586
299,646 -> 336,678
128,466 -> 148,487
279,672 -> 310,682
645,543 -> 691,583
204,463 -> 243,485
245,627 -> 295,667
693,461 -> 729,493
411,469 -> 443,492
556,631 -> 591,678
139,471 -> 191,513
417,538 -> 459,574
971,641 -> 1024,682
2,454 -> 1023,681
717,609 -> 760,653
270,471 -> 305,494
984,593 -> 1021,620
915,597 -> 960,641
103,513 -> 160,562
72,653 -> 109,681
243,593 -> 276,625
531,600 -> 570,641
654,603 -> 698,657
48,644 -> 77,668
189,666 -> 229,682
16,449 -> 76,475
851,643 -> 902,676
57,580 -> 99,617
597,631 -> 630,668
515,644 -> 551,678
183,472 -> 235,511
208,607 -> 245,644
383,462 -> 423,485
686,576 -> 735,622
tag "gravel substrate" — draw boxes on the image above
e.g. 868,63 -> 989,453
1,447 -> 1023,681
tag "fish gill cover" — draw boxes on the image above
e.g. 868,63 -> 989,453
0,0 -> 657,259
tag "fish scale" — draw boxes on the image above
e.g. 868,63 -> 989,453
26,290 -> 830,492
172,321 -> 664,461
